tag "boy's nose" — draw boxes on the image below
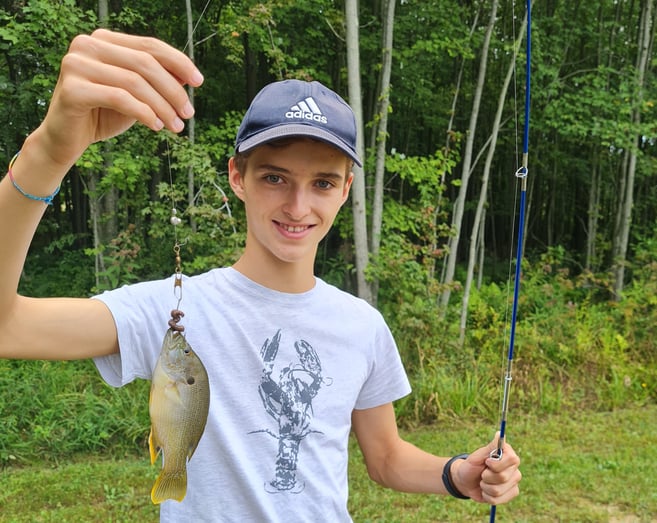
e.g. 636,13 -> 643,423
282,188 -> 311,220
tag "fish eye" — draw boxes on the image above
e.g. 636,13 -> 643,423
187,377 -> 195,385
184,348 -> 190,354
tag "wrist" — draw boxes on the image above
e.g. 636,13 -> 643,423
26,124 -> 79,172
14,130 -> 74,189
7,151 -> 61,205
441,454 -> 470,499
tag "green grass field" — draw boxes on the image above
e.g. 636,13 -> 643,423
1,405 -> 655,522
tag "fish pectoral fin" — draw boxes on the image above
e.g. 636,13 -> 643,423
163,381 -> 185,405
148,429 -> 161,465
187,441 -> 201,461
151,470 -> 187,504
186,418 -> 209,461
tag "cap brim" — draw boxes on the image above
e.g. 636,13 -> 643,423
236,124 -> 362,167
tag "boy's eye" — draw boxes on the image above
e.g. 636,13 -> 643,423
265,174 -> 282,184
316,180 -> 333,189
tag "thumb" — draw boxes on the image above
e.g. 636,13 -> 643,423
468,433 -> 502,466
453,435 -> 502,503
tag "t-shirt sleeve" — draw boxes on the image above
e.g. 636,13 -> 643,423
91,278 -> 175,387
353,311 -> 411,410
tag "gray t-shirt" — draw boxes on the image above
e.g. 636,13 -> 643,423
94,267 -> 411,522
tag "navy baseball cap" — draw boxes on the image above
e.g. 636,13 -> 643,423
235,79 -> 362,166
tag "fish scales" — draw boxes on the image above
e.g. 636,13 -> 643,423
149,329 -> 210,504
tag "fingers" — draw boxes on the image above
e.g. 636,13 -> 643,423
39,29 -> 205,167
457,437 -> 521,505
90,29 -> 204,88
480,457 -> 522,504
60,46 -> 178,134
64,30 -> 202,133
479,440 -> 522,505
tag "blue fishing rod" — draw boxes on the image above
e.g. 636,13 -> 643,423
489,0 -> 531,521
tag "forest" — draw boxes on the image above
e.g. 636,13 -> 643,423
1,0 -> 656,463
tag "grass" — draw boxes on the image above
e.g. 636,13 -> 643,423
0,455 -> 158,522
1,405 -> 655,522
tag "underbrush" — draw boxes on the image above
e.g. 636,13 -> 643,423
0,360 -> 149,465
1,246 -> 656,465
388,246 -> 657,427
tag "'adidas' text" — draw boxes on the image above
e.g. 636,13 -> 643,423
285,97 -> 328,124
285,110 -> 328,124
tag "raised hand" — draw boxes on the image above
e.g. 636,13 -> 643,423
40,29 -> 203,168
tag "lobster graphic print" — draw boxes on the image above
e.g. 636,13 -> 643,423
251,330 -> 332,493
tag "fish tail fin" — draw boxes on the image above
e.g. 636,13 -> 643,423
151,470 -> 187,504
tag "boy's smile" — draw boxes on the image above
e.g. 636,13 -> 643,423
229,138 -> 353,292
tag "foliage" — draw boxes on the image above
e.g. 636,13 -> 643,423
0,359 -> 149,465
0,0 -> 96,154
19,234 -> 94,298
75,120 -> 245,292
1,5 -> 657,511
86,225 -> 144,291
370,148 -> 456,306
379,239 -> 657,427
0,0 -> 656,281
151,125 -> 245,273
218,0 -> 346,85
392,0 -> 476,155
2,0 -> 657,301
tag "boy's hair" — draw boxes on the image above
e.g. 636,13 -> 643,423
232,138 -> 354,180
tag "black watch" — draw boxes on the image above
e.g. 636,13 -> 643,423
442,453 -> 470,499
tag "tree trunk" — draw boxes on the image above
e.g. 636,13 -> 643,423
369,0 -> 396,306
612,0 -> 653,300
440,0 -> 499,309
431,11 -> 480,283
90,0 -> 113,289
476,205 -> 486,291
186,0 -> 197,233
585,156 -> 600,271
459,10 -> 526,345
345,0 -> 373,303
86,174 -> 105,291
98,0 -> 108,22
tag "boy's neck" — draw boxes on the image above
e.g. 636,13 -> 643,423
232,251 -> 317,293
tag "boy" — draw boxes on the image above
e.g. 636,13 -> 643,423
0,30 -> 520,521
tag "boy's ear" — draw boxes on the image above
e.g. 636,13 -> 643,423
228,157 -> 245,201
341,171 -> 354,204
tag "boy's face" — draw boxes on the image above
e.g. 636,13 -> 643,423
228,138 -> 354,268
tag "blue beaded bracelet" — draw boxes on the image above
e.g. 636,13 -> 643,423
7,152 -> 61,205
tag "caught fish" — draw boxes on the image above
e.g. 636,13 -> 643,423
149,328 -> 210,504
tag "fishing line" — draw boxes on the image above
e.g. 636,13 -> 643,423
182,0 -> 214,53
167,0 -> 215,313
489,0 -> 531,521
164,135 -> 185,315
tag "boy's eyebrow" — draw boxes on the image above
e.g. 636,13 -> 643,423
254,163 -> 289,174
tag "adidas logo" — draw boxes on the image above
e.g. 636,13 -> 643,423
285,96 -> 328,124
